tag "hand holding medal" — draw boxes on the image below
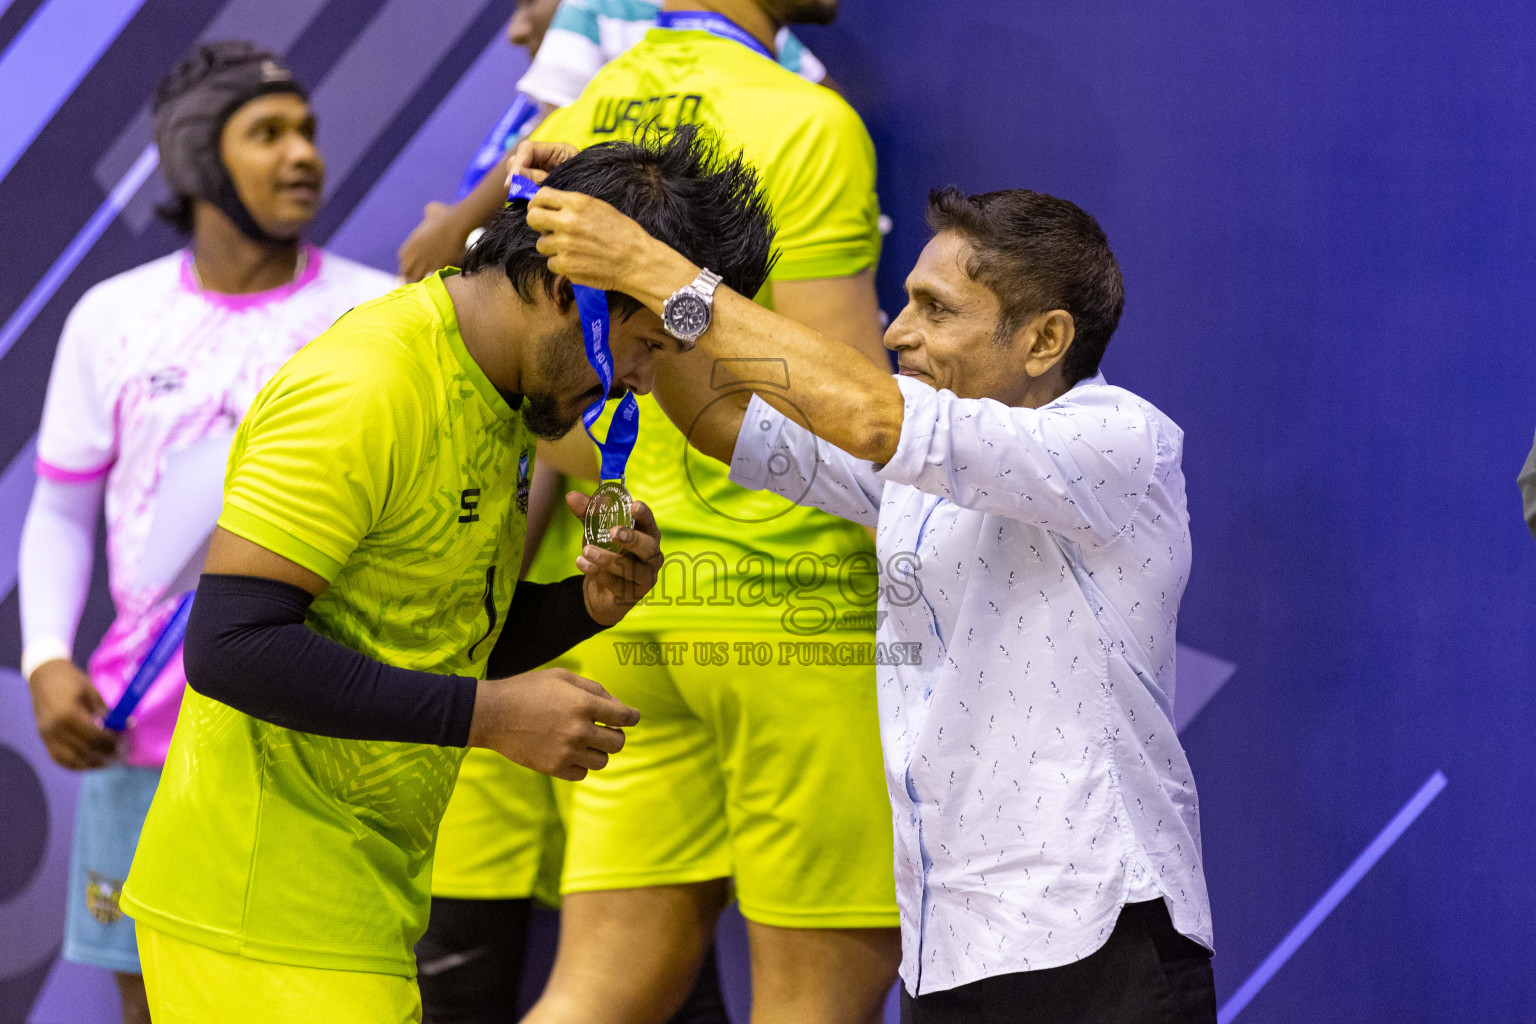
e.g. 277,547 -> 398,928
508,174 -> 664,624
568,490 -> 663,626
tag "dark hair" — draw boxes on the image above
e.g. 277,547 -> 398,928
464,123 -> 777,317
926,186 -> 1124,385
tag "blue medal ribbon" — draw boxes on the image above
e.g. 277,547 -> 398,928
654,10 -> 774,60
457,93 -> 540,201
103,590 -> 194,732
508,174 -> 639,482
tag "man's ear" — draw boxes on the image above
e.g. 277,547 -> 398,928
548,274 -> 577,314
1021,309 -> 1075,379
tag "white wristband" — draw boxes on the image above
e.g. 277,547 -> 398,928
21,638 -> 73,682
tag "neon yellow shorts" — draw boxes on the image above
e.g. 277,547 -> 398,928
431,750 -> 565,903
137,924 -> 421,1023
563,630 -> 898,930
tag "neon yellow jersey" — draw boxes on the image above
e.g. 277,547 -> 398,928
535,27 -> 881,634
122,271 -> 535,976
431,477 -> 580,902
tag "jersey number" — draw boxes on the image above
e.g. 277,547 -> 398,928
459,488 -> 481,523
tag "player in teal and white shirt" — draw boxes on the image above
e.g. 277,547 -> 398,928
518,0 -> 826,107
19,43 -> 395,1024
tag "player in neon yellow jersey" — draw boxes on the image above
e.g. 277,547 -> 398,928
417,9 -> 735,1020
118,128 -> 776,1024
517,3 -> 902,1023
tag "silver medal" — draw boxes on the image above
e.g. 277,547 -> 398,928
584,479 -> 634,553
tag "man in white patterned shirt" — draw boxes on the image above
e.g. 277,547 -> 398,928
520,168 -> 1217,1022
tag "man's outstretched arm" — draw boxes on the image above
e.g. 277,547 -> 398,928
649,273 -> 887,466
527,189 -> 905,464
650,347 -> 752,464
525,190 -> 1163,542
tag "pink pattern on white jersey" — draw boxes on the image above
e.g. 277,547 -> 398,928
35,245 -> 397,765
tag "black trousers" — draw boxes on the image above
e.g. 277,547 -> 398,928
417,896 -> 730,1024
900,901 -> 1216,1024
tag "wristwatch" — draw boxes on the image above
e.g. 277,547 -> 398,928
661,268 -> 723,347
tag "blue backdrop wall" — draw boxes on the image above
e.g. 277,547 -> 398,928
1,1 -> 1532,1021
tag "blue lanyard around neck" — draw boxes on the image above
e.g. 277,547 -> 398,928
507,174 -> 638,481
654,10 -> 774,61
457,94 -> 540,201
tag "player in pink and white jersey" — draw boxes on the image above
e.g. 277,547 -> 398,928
17,41 -> 393,1023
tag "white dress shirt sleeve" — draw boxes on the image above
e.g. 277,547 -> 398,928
727,394 -> 884,527
874,374 -> 1162,546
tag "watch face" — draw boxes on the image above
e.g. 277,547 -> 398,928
666,292 -> 710,339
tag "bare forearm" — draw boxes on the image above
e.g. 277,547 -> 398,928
632,252 -> 903,461
651,348 -> 751,464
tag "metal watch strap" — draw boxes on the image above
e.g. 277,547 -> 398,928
692,267 -> 722,298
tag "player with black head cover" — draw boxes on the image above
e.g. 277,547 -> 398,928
18,41 -> 394,1024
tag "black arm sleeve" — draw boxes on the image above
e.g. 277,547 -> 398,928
184,574 -> 478,747
484,576 -> 607,678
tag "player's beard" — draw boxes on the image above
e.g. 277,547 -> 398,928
523,322 -> 600,440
